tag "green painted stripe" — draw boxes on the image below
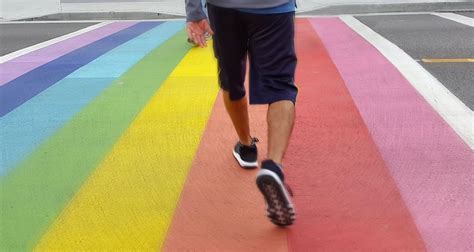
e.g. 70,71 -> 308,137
0,30 -> 189,251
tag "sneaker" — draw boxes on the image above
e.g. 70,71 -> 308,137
232,138 -> 259,169
256,160 -> 295,226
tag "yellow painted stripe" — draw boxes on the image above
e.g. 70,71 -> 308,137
421,58 -> 474,63
35,44 -> 219,251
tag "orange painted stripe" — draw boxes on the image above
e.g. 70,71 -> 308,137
421,58 -> 473,63
284,19 -> 426,251
163,96 -> 288,250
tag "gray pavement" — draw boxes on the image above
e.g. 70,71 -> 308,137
22,12 -> 183,21
0,22 -> 97,56
299,2 -> 474,16
357,14 -> 474,109
422,63 -> 474,107
458,11 -> 474,18
1,12 -> 472,110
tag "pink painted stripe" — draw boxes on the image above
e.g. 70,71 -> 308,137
310,18 -> 473,251
0,22 -> 136,86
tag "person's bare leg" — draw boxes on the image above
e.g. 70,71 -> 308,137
223,90 -> 252,146
267,100 -> 295,164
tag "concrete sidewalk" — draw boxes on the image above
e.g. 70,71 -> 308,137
2,0 -> 473,20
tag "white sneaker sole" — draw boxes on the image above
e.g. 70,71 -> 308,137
232,149 -> 258,168
256,169 -> 296,226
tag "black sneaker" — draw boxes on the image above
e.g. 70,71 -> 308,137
232,138 -> 258,169
256,160 -> 295,226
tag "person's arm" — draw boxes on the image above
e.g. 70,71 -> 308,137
185,0 -> 207,22
185,0 -> 214,48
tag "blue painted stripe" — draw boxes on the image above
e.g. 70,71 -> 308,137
0,21 -> 185,176
0,22 -> 161,117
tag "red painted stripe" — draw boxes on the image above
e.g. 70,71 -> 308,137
285,19 -> 426,251
311,17 -> 473,251
163,95 -> 288,251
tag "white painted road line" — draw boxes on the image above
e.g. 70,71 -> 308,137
432,12 -> 474,27
0,19 -> 185,24
340,15 -> 474,150
0,21 -> 112,63
297,11 -> 437,18
0,20 -> 100,24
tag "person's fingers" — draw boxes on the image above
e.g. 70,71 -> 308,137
197,34 -> 206,48
186,26 -> 192,39
192,28 -> 206,47
189,26 -> 201,46
187,24 -> 198,45
191,32 -> 201,46
187,31 -> 196,46
194,32 -> 206,48
187,21 -> 210,48
187,22 -> 198,36
204,22 -> 214,35
198,20 -> 214,36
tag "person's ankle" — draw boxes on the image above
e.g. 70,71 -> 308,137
240,136 -> 253,146
266,157 -> 282,165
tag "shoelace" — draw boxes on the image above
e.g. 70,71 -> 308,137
240,137 -> 259,147
251,137 -> 259,145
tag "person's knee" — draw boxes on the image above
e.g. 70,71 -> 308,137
269,98 -> 296,106
222,88 -> 246,102
266,89 -> 298,105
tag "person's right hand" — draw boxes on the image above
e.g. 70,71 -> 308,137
187,19 -> 214,48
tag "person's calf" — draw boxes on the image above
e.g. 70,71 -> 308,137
223,91 -> 252,146
267,100 -> 295,164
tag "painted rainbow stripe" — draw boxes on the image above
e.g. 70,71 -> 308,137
0,19 -> 471,251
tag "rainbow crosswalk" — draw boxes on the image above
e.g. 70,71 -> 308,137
0,19 -> 472,251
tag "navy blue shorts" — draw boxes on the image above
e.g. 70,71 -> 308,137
207,4 -> 298,104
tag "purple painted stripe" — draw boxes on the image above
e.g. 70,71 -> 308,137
0,22 -> 136,86
310,18 -> 473,251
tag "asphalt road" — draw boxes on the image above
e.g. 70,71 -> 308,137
1,13 -> 472,109
0,22 -> 97,56
459,11 -> 474,18
357,13 -> 473,109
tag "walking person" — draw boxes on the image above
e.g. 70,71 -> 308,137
185,0 -> 298,226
